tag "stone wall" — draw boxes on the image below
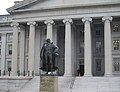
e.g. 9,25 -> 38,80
0,77 -> 32,92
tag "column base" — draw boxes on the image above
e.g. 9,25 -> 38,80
84,74 -> 92,77
104,73 -> 113,77
64,74 -> 74,77
28,71 -> 34,77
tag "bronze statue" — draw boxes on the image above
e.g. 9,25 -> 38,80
40,39 -> 59,74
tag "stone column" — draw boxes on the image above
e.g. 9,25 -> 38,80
102,16 -> 113,76
1,33 -> 6,75
53,26 -> 58,45
19,25 -> 25,75
35,26 -> 41,75
27,21 -> 36,76
11,22 -> 19,76
82,17 -> 92,76
63,18 -> 73,76
44,19 -> 54,41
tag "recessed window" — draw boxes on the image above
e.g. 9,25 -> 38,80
113,40 -> 119,50
8,45 -> 12,55
7,33 -> 13,42
95,41 -> 102,53
96,59 -> 102,71
96,30 -> 101,36
113,24 -> 119,32
7,61 -> 12,71
113,58 -> 120,72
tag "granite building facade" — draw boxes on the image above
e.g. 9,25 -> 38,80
0,0 -> 120,77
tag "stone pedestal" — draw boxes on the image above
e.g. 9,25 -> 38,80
40,76 -> 58,92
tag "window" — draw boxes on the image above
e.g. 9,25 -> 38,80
113,58 -> 120,72
7,33 -> 13,42
96,30 -> 101,36
113,24 -> 119,32
8,45 -> 12,55
113,40 -> 119,50
95,41 -> 102,53
7,61 -> 12,71
96,59 -> 102,71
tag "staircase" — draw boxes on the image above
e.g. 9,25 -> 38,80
72,77 -> 120,92
17,76 -> 40,92
16,76 -> 120,92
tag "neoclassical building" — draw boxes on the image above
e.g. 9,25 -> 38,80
0,0 -> 120,77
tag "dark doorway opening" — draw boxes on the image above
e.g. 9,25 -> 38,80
77,65 -> 84,76
79,65 -> 84,76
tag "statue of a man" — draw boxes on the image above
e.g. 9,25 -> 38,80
40,39 -> 59,74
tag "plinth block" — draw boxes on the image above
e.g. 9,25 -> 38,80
40,75 -> 58,92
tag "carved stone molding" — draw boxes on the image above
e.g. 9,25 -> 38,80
27,21 -> 36,26
11,22 -> 19,27
44,19 -> 54,25
102,16 -> 113,22
63,18 -> 73,24
82,17 -> 92,23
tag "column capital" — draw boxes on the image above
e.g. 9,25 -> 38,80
27,21 -> 36,26
11,22 -> 19,27
63,18 -> 73,24
82,17 -> 92,23
102,16 -> 113,22
44,19 -> 55,25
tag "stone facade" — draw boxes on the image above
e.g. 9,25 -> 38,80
0,0 -> 120,77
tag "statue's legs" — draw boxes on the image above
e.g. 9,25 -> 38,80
45,54 -> 49,74
49,54 -> 53,74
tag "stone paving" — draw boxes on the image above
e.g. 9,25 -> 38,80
15,76 -> 120,92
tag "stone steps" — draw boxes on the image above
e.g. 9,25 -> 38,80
72,77 -> 120,92
17,76 -> 40,92
16,76 -> 120,92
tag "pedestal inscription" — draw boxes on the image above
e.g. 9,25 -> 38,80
40,76 -> 58,92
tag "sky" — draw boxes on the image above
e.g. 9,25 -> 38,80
0,0 -> 23,15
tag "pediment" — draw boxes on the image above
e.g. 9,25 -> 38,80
7,0 -> 120,13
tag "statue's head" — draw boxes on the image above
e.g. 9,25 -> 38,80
46,38 -> 50,43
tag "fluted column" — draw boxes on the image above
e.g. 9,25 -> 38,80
63,18 -> 73,76
102,16 -> 113,76
82,17 -> 92,76
19,25 -> 25,75
1,33 -> 6,75
11,22 -> 19,76
44,19 -> 54,41
27,21 -> 36,76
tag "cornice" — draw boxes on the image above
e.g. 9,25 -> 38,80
7,0 -> 38,13
7,1 -> 120,14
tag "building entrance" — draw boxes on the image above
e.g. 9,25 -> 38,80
78,65 -> 84,76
